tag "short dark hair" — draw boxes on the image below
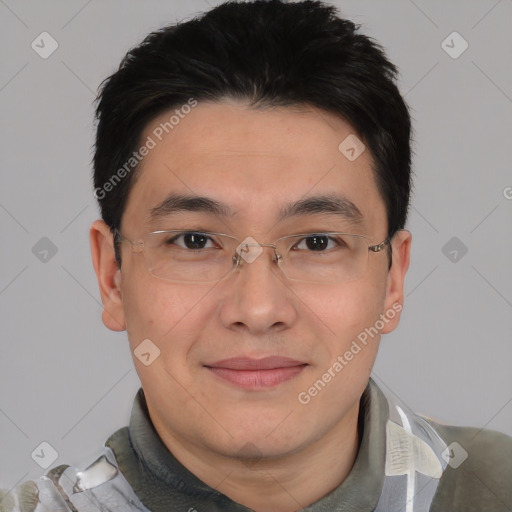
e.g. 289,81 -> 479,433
93,0 -> 412,264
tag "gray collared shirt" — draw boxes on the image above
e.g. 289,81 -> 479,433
104,379 -> 512,511
2,379 -> 511,511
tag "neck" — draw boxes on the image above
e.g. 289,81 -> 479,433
152,402 -> 361,512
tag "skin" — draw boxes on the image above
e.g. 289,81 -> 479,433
90,100 -> 411,512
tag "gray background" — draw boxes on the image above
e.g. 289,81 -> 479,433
1,0 -> 511,488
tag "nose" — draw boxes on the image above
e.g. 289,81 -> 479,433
219,244 -> 297,336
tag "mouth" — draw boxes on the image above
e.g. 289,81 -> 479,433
204,356 -> 308,389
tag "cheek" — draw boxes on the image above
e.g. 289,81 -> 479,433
301,279 -> 386,344
301,282 -> 386,403
121,271 -> 216,356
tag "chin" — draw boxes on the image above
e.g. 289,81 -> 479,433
217,423 -> 306,458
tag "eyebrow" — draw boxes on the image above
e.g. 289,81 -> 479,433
278,194 -> 363,224
149,193 -> 363,224
149,193 -> 232,219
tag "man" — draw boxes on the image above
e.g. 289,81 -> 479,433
2,1 -> 510,511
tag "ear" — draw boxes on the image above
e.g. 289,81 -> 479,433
90,220 -> 126,331
381,230 -> 412,334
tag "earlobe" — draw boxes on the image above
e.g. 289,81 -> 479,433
90,220 -> 126,332
381,230 -> 412,335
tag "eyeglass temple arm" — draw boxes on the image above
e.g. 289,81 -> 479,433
369,238 -> 390,252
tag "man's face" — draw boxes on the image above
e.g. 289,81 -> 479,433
95,100 -> 409,460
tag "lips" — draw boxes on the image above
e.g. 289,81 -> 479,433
205,356 -> 307,370
204,356 -> 308,389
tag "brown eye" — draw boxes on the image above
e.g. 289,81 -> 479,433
183,232 -> 209,249
295,234 -> 336,251
304,235 -> 329,251
167,232 -> 214,250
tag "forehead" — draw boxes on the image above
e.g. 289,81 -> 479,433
122,101 -> 386,234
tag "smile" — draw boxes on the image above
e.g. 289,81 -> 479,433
204,356 -> 308,389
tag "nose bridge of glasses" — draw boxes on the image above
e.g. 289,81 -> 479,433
234,237 -> 280,267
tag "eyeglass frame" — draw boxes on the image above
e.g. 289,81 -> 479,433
113,227 -> 395,284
